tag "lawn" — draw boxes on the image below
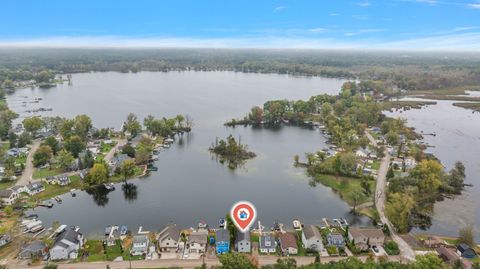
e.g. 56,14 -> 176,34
84,240 -> 105,262
100,141 -> 117,153
15,154 -> 27,166
105,240 -> 125,261
0,179 -> 14,190
295,231 -> 306,256
32,167 -> 64,179
313,174 -> 373,206
32,176 -> 83,201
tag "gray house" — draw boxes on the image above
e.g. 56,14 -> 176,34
157,224 -> 180,253
301,225 -> 324,251
131,235 -> 150,256
235,232 -> 251,253
19,240 -> 48,260
49,227 -> 84,260
259,235 -> 276,254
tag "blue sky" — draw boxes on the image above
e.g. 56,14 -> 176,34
1,0 -> 480,50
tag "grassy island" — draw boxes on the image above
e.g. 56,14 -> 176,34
209,135 -> 256,169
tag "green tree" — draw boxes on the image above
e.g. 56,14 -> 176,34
248,106 -> 264,124
4,206 -> 13,216
35,70 -> 54,83
64,135 -> 85,158
73,114 -> 92,139
86,163 -> 109,185
458,225 -> 475,247
120,159 -> 136,182
385,192 -> 415,233
33,145 -> 53,167
123,113 -> 142,137
4,157 -> 16,177
175,114 -> 185,128
17,132 -> 31,148
271,258 -> 297,269
23,116 -> 44,136
218,253 -> 256,269
56,149 -> 75,171
411,160 -> 444,194
413,254 -> 445,269
42,136 -> 60,154
351,191 -> 365,214
121,144 -> 136,157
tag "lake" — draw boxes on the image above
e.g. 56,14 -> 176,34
7,71 -> 375,238
385,98 -> 480,240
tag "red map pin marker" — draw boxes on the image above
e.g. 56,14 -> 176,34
230,201 -> 256,232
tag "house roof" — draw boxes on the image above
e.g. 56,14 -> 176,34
236,232 -> 250,242
327,233 -> 345,242
188,232 -> 207,244
279,233 -> 297,249
349,228 -> 384,239
216,229 -> 230,243
20,240 -> 47,255
259,235 -> 276,249
26,182 -> 44,191
303,225 -> 321,240
133,235 -> 149,244
0,189 -> 14,198
158,224 -> 180,242
54,227 -> 81,247
437,246 -> 459,262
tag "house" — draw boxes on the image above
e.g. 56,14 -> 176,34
49,227 -> 84,260
187,231 -> 207,253
235,232 -> 251,253
19,240 -> 49,260
348,228 -> 385,251
25,182 -> 45,196
131,235 -> 150,256
215,229 -> 230,254
437,246 -> 461,264
355,148 -> 370,158
423,236 -> 444,248
0,233 -> 12,247
157,224 -> 180,253
279,233 -> 298,255
10,185 -> 26,195
391,158 -> 403,170
110,154 -> 133,171
404,157 -> 417,170
457,243 -> 477,259
56,174 -> 71,186
301,225 -> 324,251
259,235 -> 277,254
0,189 -> 18,205
327,233 -> 345,248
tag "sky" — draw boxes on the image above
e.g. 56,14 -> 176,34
1,0 -> 480,50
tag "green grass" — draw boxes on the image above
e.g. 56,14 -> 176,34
371,160 -> 380,170
32,167 -> 64,179
251,233 -> 259,243
84,240 -> 105,262
15,154 -> 27,166
0,179 -> 14,190
105,240 -> 124,261
295,231 -> 306,256
31,176 -> 83,201
313,174 -> 373,206
100,142 -> 116,153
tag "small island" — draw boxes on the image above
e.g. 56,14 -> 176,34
209,135 -> 256,169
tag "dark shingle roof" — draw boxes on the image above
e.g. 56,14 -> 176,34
158,224 -> 180,242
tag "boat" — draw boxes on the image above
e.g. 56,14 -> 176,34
120,225 -> 128,235
147,165 -> 158,171
25,214 -> 38,220
292,219 -> 302,231
54,196 -> 62,203
162,144 -> 170,149
164,138 -> 174,143
70,189 -> 76,197
104,183 -> 115,190
105,225 -> 112,235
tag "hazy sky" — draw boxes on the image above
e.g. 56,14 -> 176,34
1,0 -> 480,50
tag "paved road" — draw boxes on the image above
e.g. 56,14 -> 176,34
15,140 -> 41,186
104,139 -> 127,163
8,255 -> 403,269
365,131 -> 416,262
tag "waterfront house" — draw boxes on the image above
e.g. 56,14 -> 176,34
0,189 -> 18,205
391,158 -> 403,170
437,246 -> 461,264
235,232 -> 251,253
404,157 -> 417,170
187,231 -> 207,254
0,233 -> 11,247
327,233 -> 346,248
215,229 -> 230,254
348,228 -> 385,251
157,224 -> 180,253
57,174 -> 71,186
279,233 -> 298,255
19,240 -> 49,260
301,225 -> 324,251
25,182 -> 45,196
423,236 -> 444,248
10,185 -> 26,195
49,227 -> 84,260
355,148 -> 370,159
131,235 -> 150,256
259,235 -> 277,254
457,243 -> 477,259
110,154 -> 133,171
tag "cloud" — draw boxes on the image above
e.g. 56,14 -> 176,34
309,28 -> 327,33
329,13 -> 340,16
357,1 -> 372,7
399,0 -> 439,4
467,2 -> 480,9
273,6 -> 286,12
0,32 -> 479,51
454,26 -> 477,31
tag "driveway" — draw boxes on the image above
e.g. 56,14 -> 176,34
15,140 -> 41,186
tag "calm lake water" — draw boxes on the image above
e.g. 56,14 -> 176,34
7,71 -> 376,238
385,98 -> 480,240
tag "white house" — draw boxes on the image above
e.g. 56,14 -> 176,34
131,235 -> 150,256
0,189 -> 18,205
49,227 -> 84,260
25,182 -> 45,196
259,235 -> 277,253
187,231 -> 207,253
404,157 -> 417,170
301,225 -> 324,252
157,224 -> 180,253
235,232 -> 251,253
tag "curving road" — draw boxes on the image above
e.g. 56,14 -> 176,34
15,140 -> 41,187
365,131 -> 416,261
